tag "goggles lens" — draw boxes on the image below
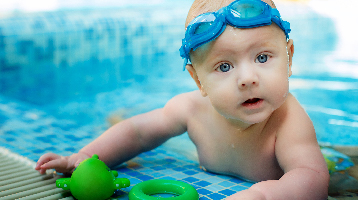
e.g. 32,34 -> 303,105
194,22 -> 214,34
190,13 -> 217,35
189,13 -> 216,26
231,1 -> 264,18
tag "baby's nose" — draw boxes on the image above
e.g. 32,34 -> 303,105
238,69 -> 259,89
240,81 -> 257,88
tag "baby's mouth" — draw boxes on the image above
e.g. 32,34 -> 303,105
242,98 -> 263,106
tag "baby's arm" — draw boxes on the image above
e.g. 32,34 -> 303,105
227,96 -> 329,200
242,129 -> 329,200
36,93 -> 189,174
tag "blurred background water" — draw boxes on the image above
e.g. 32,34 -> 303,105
0,0 -> 357,161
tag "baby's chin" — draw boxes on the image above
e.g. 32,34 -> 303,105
219,112 -> 272,127
238,116 -> 269,126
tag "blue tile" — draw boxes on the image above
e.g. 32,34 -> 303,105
241,182 -> 254,187
32,148 -> 45,154
205,177 -> 225,184
230,185 -> 249,192
128,178 -> 142,185
196,188 -> 213,196
183,170 -> 198,175
162,163 -> 177,169
137,175 -> 153,181
193,173 -> 213,180
228,178 -> 245,184
205,184 -> 225,193
170,172 -> 189,179
126,171 -> 143,177
173,167 -> 186,171
218,181 -> 236,188
148,172 -> 165,178
137,168 -> 155,174
164,158 -> 176,163
207,193 -> 226,200
44,146 -> 57,152
182,177 -> 200,183
159,169 -> 177,175
195,180 -> 211,187
219,189 -> 236,196
151,166 -> 165,170
183,164 -> 198,169
64,147 -> 76,152
5,137 -> 16,142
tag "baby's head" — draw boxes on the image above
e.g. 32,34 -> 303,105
180,0 -> 291,69
180,0 -> 295,124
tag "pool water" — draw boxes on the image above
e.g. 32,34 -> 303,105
0,0 -> 357,199
282,1 -> 358,146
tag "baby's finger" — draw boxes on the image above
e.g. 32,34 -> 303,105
36,153 -> 61,168
40,157 -> 71,173
38,168 -> 48,175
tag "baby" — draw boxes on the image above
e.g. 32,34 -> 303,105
36,0 -> 330,199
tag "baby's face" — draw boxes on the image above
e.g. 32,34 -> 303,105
190,24 -> 293,125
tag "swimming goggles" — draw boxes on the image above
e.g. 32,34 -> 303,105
179,0 -> 291,70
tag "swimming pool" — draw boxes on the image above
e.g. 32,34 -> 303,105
0,0 -> 357,199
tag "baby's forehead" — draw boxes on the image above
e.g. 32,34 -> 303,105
185,0 -> 276,28
190,24 -> 284,66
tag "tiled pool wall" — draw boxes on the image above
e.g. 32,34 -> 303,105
0,3 -> 341,106
0,3 -> 193,160
0,94 -> 98,160
0,5 -> 190,105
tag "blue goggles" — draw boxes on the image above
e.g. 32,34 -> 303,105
179,0 -> 291,70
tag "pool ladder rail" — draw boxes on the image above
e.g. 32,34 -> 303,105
0,148 -> 73,200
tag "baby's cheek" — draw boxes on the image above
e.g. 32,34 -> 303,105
272,79 -> 290,106
208,91 -> 237,117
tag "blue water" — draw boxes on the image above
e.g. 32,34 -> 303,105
0,1 -> 357,157
281,3 -> 358,146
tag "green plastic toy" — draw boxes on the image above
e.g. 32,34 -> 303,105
129,179 -> 199,200
56,154 -> 130,200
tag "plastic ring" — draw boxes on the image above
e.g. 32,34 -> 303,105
128,179 -> 199,200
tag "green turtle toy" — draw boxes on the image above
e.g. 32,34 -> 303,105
56,154 -> 130,200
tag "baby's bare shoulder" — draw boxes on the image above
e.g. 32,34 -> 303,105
284,93 -> 313,129
163,90 -> 208,121
166,90 -> 207,111
273,93 -> 313,131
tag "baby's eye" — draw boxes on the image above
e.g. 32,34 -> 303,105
216,63 -> 233,72
255,54 -> 268,63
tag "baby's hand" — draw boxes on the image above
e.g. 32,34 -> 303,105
35,153 -> 90,174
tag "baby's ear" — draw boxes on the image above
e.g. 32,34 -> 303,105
287,39 -> 294,77
186,64 -> 207,97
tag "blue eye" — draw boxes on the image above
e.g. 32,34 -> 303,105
256,54 -> 268,63
217,63 -> 232,72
